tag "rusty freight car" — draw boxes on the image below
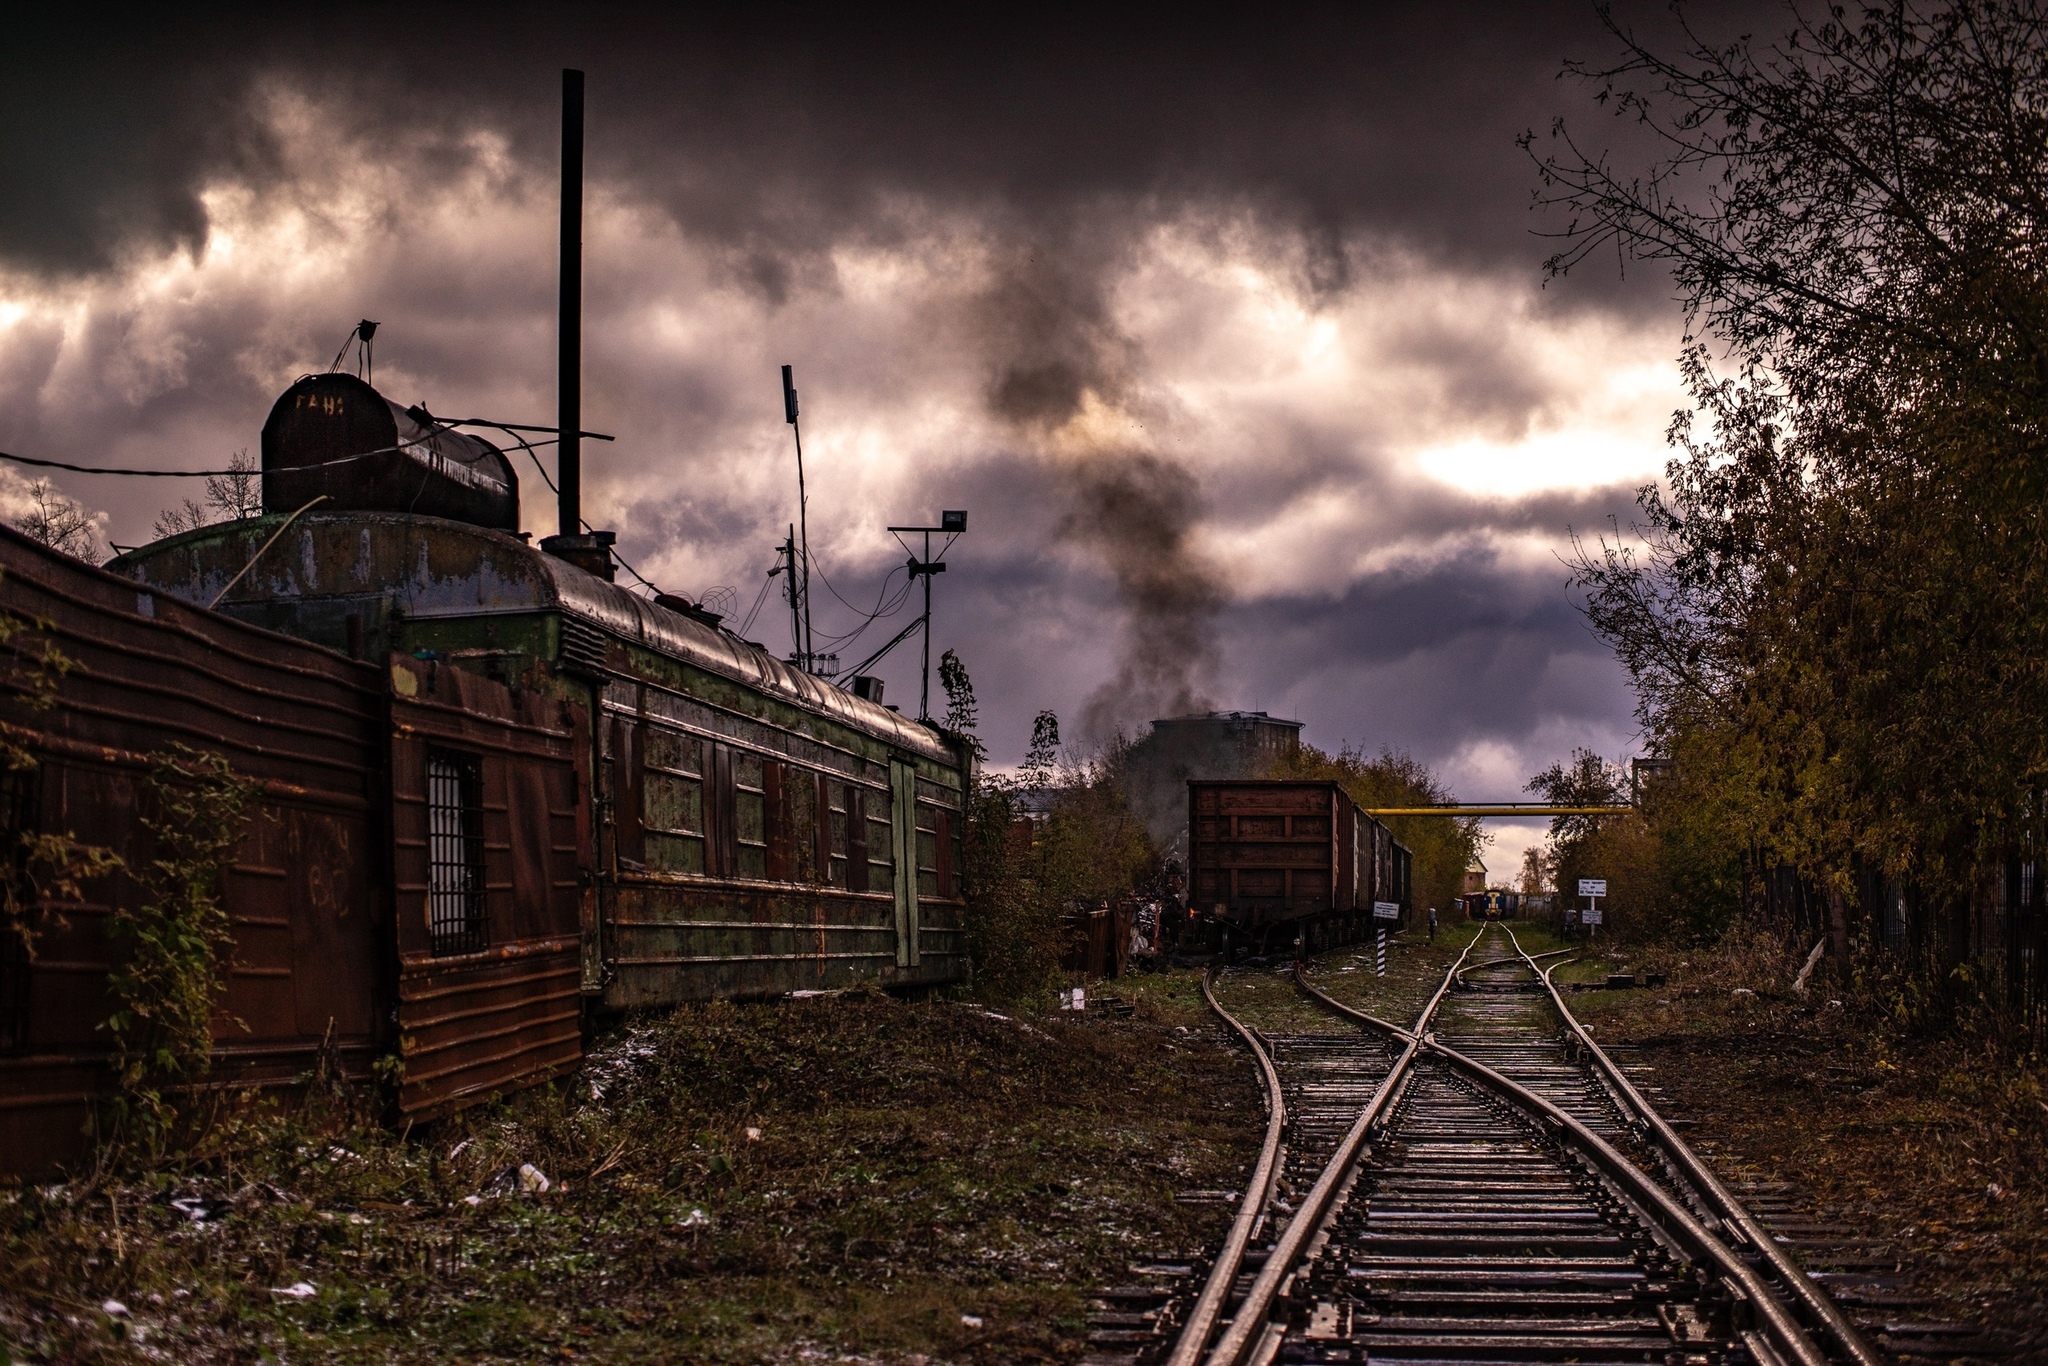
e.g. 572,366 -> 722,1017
1187,779 -> 1413,957
0,524 -> 586,1175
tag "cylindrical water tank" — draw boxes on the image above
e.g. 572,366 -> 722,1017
260,373 -> 520,531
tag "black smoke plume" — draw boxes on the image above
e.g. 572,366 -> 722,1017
975,244 -> 1224,740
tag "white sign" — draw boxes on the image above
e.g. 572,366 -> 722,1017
1373,901 -> 1401,920
1578,879 -> 1608,897
1581,906 -> 1604,925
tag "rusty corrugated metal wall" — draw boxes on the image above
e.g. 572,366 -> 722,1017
0,525 -> 385,1175
0,530 -> 597,1176
386,655 -> 586,1120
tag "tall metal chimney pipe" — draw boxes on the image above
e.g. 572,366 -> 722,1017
558,68 -> 584,539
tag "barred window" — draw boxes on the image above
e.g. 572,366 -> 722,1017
427,751 -> 485,955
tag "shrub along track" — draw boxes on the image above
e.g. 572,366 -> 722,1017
1087,924 -> 1919,1366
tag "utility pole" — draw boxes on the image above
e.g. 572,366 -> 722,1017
886,511 -> 967,722
783,527 -> 803,667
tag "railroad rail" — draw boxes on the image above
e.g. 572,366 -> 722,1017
1111,926 -> 1887,1366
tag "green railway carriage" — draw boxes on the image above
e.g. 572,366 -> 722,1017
109,378 -> 970,1009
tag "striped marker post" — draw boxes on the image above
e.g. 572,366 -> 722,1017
1376,927 -> 1386,976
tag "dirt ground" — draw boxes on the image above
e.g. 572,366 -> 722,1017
15,920 -> 2036,1364
0,983 -> 1261,1365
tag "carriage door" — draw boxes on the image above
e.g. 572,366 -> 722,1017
890,758 -> 920,968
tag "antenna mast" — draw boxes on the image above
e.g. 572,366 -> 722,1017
780,366 -> 817,672
887,511 -> 968,722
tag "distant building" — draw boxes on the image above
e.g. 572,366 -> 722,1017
1124,711 -> 1305,851
1463,859 -> 1488,896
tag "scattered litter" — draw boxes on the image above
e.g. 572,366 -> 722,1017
1791,938 -> 1826,992
271,1282 -> 317,1299
1732,988 -> 1755,997
787,988 -> 844,999
677,1207 -> 709,1228
447,1139 -> 473,1161
101,1300 -> 128,1317
482,1163 -> 552,1197
578,1023 -> 662,1102
463,1195 -> 483,1207
745,1126 -> 763,1142
168,1196 -> 218,1223
977,1010 -> 1012,1021
1987,1183 -> 2006,1201
1826,999 -> 1844,1009
960,1314 -> 984,1329
1062,987 -> 1086,1011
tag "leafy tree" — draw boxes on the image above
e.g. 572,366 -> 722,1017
1532,1 -> 2048,978
943,658 -> 1161,999
937,648 -> 984,761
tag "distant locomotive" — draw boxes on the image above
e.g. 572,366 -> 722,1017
1462,890 -> 1520,920
1187,780 -> 1412,957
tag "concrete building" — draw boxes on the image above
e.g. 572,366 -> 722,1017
1124,711 -> 1305,851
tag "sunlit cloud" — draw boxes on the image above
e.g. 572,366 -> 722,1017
0,78 -> 1671,788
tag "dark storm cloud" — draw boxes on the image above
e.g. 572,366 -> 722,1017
1,4 -> 1763,290
0,0 -> 1794,842
1227,541 -> 1633,762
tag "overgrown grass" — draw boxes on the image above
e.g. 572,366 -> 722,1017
1,987 -> 1261,1364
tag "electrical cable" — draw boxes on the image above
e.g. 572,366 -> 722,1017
806,571 -> 914,652
809,549 -> 912,620
736,570 -> 777,637
410,417 -> 664,600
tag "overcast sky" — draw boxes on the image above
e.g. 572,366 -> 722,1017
0,4 -> 1781,880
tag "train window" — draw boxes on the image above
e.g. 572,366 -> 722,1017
642,727 -> 705,875
915,802 -> 940,899
825,780 -> 850,888
734,751 -> 767,880
426,750 -> 486,955
643,774 -> 705,873
645,728 -> 702,776
865,783 -> 894,894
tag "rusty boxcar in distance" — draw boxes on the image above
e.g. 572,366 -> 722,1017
1187,779 -> 1412,958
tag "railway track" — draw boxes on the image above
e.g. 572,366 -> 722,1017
1087,926 -> 1895,1366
